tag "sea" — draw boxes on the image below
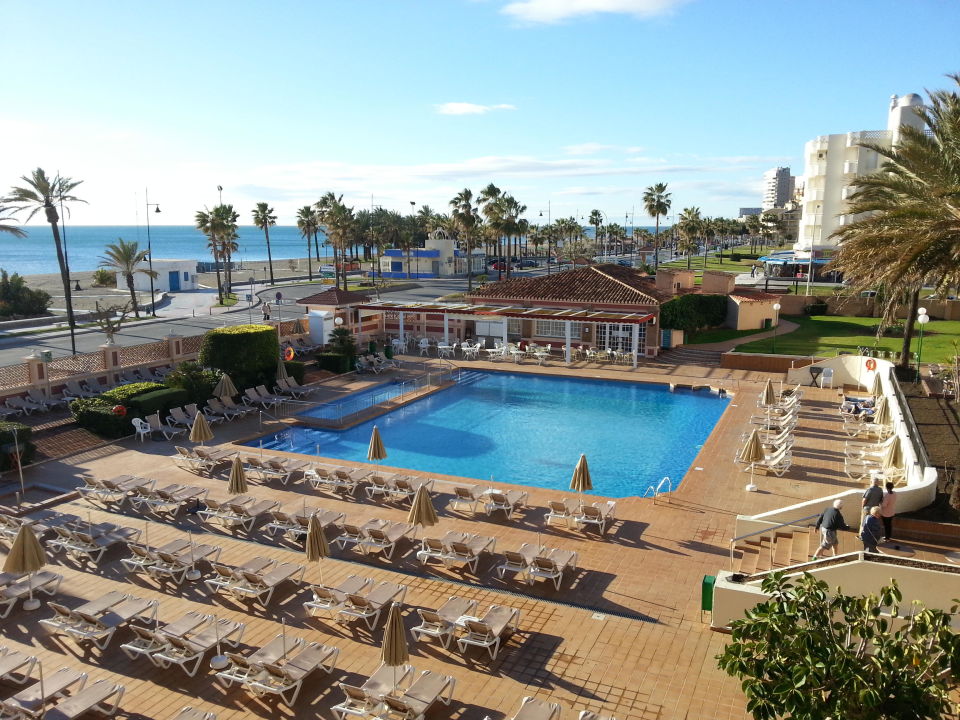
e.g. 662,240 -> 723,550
0,224 -> 661,276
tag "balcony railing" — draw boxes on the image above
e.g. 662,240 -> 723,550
843,161 -> 858,175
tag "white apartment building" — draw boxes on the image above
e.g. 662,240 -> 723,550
795,93 -> 925,261
761,167 -> 794,211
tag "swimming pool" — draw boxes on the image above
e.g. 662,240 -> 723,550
297,381 -> 407,421
249,370 -> 728,498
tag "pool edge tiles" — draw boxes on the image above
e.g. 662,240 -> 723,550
247,370 -> 730,498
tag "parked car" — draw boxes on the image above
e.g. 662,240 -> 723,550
616,259 -> 633,267
518,259 -> 538,268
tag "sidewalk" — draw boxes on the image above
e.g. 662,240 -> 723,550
683,319 -> 800,352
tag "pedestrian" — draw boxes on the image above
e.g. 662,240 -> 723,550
862,476 -> 883,524
880,481 -> 897,541
262,301 -> 271,321
860,506 -> 884,553
811,499 -> 849,560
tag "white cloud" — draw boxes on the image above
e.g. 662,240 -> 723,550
501,0 -> 690,24
563,142 -> 614,155
435,102 -> 516,115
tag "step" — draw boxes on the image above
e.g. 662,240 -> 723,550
790,530 -> 814,564
771,532 -> 794,568
737,545 -> 760,574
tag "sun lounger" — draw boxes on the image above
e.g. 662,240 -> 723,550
215,633 -> 305,688
335,518 -> 389,552
147,543 -> 222,584
445,535 -> 496,573
203,557 -> 276,595
3,572 -> 64,617
243,387 -> 283,409
364,473 -> 399,500
65,380 -> 98,399
168,407 -> 193,428
329,467 -> 371,496
207,397 -> 242,421
415,531 -> 468,567
40,680 -> 125,720
185,403 -> 224,426
0,667 -> 88,718
336,580 -> 407,629
484,490 -> 528,520
304,575 -> 373,617
153,617 -> 246,676
527,549 -> 578,590
264,458 -> 308,485
231,562 -> 305,607
412,596 -> 478,648
362,521 -> 415,559
741,445 -> 793,477
28,389 -> 67,410
222,499 -> 281,532
147,412 -> 186,440
6,396 -> 46,415
284,376 -> 319,396
456,605 -> 520,659
0,647 -> 37,685
63,596 -> 159,648
378,670 -> 456,720
573,501 -> 616,534
492,697 -> 561,720
149,485 -> 209,517
198,496 -> 254,525
192,447 -> 234,473
245,642 -> 339,705
545,499 -> 577,528
120,538 -> 191,574
332,665 -> 415,720
387,477 -> 434,503
222,396 -> 255,416
170,708 -> 216,720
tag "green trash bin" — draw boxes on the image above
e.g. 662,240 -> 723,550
701,574 -> 716,621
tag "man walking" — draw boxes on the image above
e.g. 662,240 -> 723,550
860,506 -> 884,554
862,476 -> 884,524
811,499 -> 849,560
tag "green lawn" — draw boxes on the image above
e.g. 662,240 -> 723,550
686,327 -> 769,345
659,244 -> 782,275
735,315 -> 960,363
216,293 -> 239,307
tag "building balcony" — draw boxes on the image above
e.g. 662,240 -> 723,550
841,185 -> 857,200
843,161 -> 859,175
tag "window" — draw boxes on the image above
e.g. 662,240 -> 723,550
596,323 -> 645,351
183,271 -> 189,281
534,320 -> 584,338
475,320 -> 506,337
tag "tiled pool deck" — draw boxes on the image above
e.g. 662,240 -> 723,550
0,359 -> 951,720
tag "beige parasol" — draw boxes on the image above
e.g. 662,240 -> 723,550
189,412 -> 214,446
213,373 -> 238,399
740,429 -> 765,492
406,485 -> 439,538
881,437 -> 903,473
760,378 -> 776,406
872,396 -> 891,427
305,513 -> 330,584
368,426 -> 387,468
869,372 -> 883,397
381,602 -> 409,688
228,455 -> 248,495
570,454 -> 593,494
277,358 -> 290,383
3,524 -> 46,611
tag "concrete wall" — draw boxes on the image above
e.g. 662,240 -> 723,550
731,300 -> 778,331
721,353 -> 816,373
702,271 -> 735,294
766,295 -> 960,321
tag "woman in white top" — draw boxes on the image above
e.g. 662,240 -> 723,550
880,481 -> 897,540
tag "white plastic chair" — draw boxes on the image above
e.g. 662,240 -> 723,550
131,418 -> 151,443
819,367 -> 835,388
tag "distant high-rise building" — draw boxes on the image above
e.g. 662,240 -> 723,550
761,167 -> 795,211
738,207 -> 762,219
796,93 -> 926,260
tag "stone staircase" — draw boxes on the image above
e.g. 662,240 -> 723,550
732,528 -> 865,575
654,347 -> 723,367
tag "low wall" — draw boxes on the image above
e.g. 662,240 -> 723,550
785,354 -> 888,391
721,352 -> 817,373
769,295 -> 960,321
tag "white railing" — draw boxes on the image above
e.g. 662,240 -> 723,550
728,513 -> 819,571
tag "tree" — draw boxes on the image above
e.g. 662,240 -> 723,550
296,206 -> 318,282
315,192 -> 343,286
677,207 -> 702,269
5,169 -> 84,353
450,188 -> 483,291
252,202 -> 277,285
93,301 -> 132,345
195,204 -> 239,304
717,572 -> 959,720
98,238 -> 156,318
325,200 -> 357,291
0,205 -> 26,238
831,74 -> 960,371
588,210 -> 604,258
643,183 -> 671,271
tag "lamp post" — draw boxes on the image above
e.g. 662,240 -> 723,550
144,190 -> 161,317
772,302 -> 782,354
916,307 -> 930,379
409,201 -> 418,278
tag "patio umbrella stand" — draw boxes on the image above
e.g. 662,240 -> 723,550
740,429 -> 764,493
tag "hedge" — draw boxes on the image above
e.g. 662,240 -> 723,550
660,294 -> 729,332
70,399 -> 133,439
0,421 -> 35,471
283,360 -> 306,385
163,361 -> 219,405
200,324 -> 279,392
101,382 -> 165,404
128,388 -> 189,418
315,353 -> 354,374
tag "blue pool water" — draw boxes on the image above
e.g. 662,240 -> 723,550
297,382 -> 406,421
249,371 -> 728,498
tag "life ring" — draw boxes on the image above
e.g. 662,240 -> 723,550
865,358 -> 877,371
112,405 -> 127,417
284,346 -> 296,362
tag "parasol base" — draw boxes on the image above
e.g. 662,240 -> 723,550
210,655 -> 229,670
23,598 -> 41,611
744,482 -> 758,493
185,569 -> 202,582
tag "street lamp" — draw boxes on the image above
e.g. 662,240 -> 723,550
772,302 -> 782,354
916,307 -> 930,378
145,190 -> 161,317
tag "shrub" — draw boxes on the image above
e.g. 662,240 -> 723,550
0,269 -> 52,318
69,398 -> 133,438
315,353 -> 354,374
101,382 -> 164,404
128,388 -> 189,418
91,269 -> 116,287
804,301 -> 829,316
164,361 -> 219,405
660,294 -> 728,332
199,324 -> 279,391
283,360 -> 306,385
0,422 -> 35,471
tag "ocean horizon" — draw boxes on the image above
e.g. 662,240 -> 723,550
0,224 -> 661,276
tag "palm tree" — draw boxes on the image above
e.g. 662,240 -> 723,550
325,201 -> 357,291
450,188 -> 484,291
99,238 -> 156,318
5,169 -> 84,353
677,207 -> 702,270
588,210 -> 604,258
745,213 -> 762,254
0,205 -> 26,238
316,192 -> 344,284
196,205 -> 239,303
252,202 -> 277,284
643,183 -> 671,271
296,206 -> 318,282
831,75 -> 960,370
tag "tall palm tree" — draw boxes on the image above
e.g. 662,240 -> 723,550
643,183 -> 671,271
677,207 -> 702,270
450,188 -> 483,290
325,201 -> 357,291
831,75 -> 960,369
0,205 -> 26,238
196,204 -> 239,303
98,238 -> 156,318
588,210 -> 604,258
478,184 -> 504,273
745,213 -> 762,254
252,202 -> 277,284
296,206 -> 318,282
5,169 -> 84,353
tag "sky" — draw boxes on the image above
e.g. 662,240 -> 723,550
2,0 -> 959,227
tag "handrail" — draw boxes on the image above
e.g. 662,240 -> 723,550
652,476 -> 671,503
728,513 -> 820,570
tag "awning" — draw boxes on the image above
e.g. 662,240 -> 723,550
357,300 -> 655,325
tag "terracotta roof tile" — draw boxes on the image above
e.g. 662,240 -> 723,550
730,290 -> 782,302
470,264 -> 663,306
296,287 -> 372,306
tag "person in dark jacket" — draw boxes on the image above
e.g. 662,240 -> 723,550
861,506 -> 884,553
811,499 -> 850,560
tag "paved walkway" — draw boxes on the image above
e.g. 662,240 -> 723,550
682,319 -> 800,352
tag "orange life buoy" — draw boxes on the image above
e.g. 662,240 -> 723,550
284,346 -> 296,362
865,358 -> 877,371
